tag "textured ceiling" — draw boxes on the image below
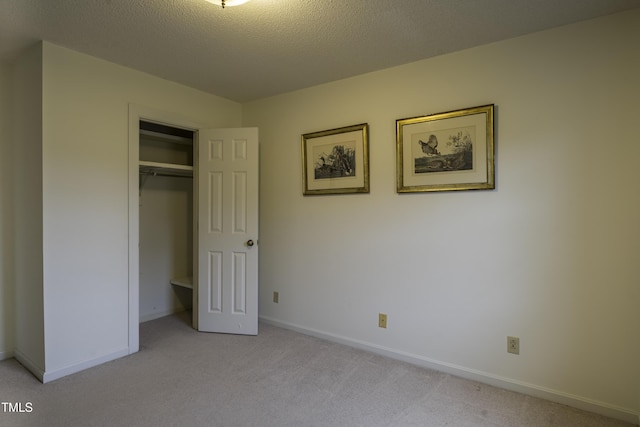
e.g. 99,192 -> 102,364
1,0 -> 639,102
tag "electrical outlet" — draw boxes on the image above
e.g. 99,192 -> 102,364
273,291 -> 279,303
507,336 -> 520,355
378,313 -> 387,328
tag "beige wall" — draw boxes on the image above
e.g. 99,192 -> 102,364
0,63 -> 15,360
244,10 -> 640,421
2,42 -> 242,379
40,42 -> 241,377
11,44 -> 45,373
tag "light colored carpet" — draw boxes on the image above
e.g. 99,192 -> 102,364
0,311 -> 634,427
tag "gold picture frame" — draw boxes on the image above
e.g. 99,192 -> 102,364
396,104 -> 495,193
302,123 -> 370,195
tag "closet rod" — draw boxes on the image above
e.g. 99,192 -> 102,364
138,171 -> 193,179
139,170 -> 192,190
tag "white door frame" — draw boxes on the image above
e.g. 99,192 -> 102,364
127,104 -> 205,354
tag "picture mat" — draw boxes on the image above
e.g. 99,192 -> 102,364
401,112 -> 488,187
305,130 -> 365,191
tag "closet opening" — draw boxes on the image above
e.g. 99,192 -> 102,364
138,120 -> 195,324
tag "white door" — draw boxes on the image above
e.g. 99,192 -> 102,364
197,128 -> 259,335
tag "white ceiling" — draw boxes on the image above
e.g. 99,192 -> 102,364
2,0 -> 639,102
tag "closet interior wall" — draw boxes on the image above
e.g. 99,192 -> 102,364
138,122 -> 194,322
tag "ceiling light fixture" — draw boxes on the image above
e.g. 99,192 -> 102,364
206,0 -> 251,8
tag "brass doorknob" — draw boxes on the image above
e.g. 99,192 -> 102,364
247,240 -> 254,247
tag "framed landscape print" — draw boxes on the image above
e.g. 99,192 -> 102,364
396,105 -> 495,193
302,123 -> 369,195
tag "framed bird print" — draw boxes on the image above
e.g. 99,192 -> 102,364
302,123 -> 369,195
396,104 -> 495,193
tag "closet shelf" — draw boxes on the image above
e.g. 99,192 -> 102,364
139,161 -> 193,178
140,129 -> 193,146
170,276 -> 193,290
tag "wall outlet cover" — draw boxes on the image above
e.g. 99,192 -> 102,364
507,336 -> 520,355
378,313 -> 387,328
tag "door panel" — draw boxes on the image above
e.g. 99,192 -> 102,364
197,128 -> 258,335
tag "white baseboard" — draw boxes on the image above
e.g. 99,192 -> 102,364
139,306 -> 189,323
41,348 -> 130,383
0,349 -> 15,361
259,315 -> 639,426
14,347 -> 130,384
13,349 -> 45,382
